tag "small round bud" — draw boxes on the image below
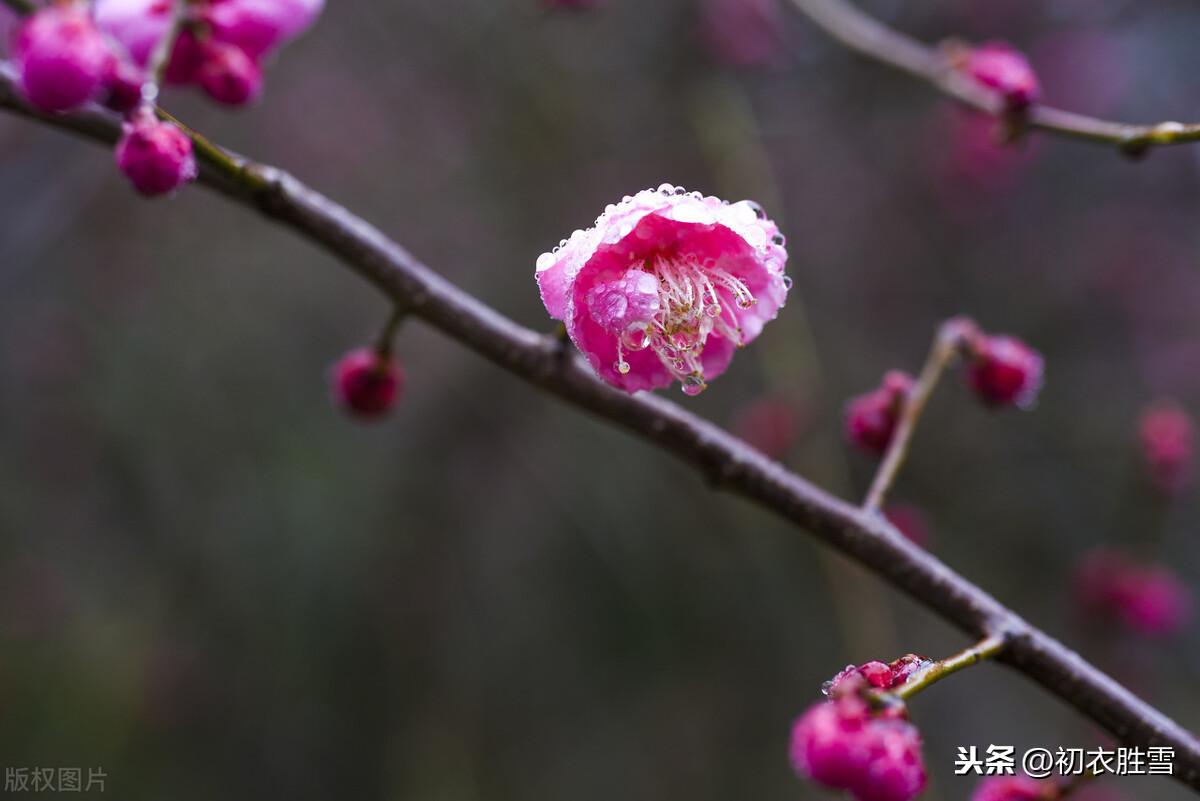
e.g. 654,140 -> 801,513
1137,400 -> 1194,496
332,348 -> 402,419
14,6 -> 113,113
964,334 -> 1043,409
196,41 -> 263,106
114,110 -> 198,197
845,370 -> 913,454
964,41 -> 1041,111
971,775 -> 1050,801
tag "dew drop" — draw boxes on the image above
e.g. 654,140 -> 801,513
705,304 -> 721,318
744,200 -> 766,219
782,275 -> 794,291
682,375 -> 707,396
614,359 -> 631,375
772,234 -> 786,247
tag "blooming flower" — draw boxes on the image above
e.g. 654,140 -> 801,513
535,186 -> 790,395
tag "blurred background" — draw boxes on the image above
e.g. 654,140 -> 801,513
0,0 -> 1198,798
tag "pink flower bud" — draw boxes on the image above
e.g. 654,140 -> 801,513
14,6 -> 114,113
844,370 -> 913,454
196,41 -> 263,106
102,57 -> 146,115
965,41 -> 1041,110
332,348 -> 402,419
204,0 -> 325,59
114,111 -> 198,196
964,334 -> 1043,409
1137,401 -> 1194,496
971,775 -> 1050,801
790,694 -> 926,801
1073,548 -> 1194,638
827,655 -> 932,695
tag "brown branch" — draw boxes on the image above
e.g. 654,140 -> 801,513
788,0 -> 1200,154
1,66 -> 1198,792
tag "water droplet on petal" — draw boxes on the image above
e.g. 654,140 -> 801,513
772,234 -> 786,247
782,275 -> 794,291
614,359 -> 631,375
682,375 -> 707,396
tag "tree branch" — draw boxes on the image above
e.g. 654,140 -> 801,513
788,0 -> 1200,155
1,65 -> 1197,791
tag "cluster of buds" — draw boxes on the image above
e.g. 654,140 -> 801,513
844,320 -> 1044,455
9,0 -> 322,196
790,669 -> 927,801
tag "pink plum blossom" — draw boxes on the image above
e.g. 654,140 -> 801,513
536,186 -> 790,395
963,41 -> 1041,110
203,0 -> 326,59
93,0 -> 173,68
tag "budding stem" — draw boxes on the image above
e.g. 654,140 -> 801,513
863,317 -> 976,512
374,305 -> 408,358
890,632 -> 1006,702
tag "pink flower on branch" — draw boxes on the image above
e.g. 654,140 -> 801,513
536,186 -> 790,395
962,41 -> 1041,111
1074,548 -> 1194,638
13,5 -> 114,113
790,677 -> 927,801
844,370 -> 913,455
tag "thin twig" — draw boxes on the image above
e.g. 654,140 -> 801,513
144,0 -> 189,101
892,633 -> 1006,702
0,69 -> 1198,792
787,0 -> 1200,154
863,318 -> 972,512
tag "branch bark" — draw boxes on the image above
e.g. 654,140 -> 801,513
1,65 -> 1197,791
788,0 -> 1200,154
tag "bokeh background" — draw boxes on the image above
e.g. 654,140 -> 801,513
1,0 -> 1198,799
